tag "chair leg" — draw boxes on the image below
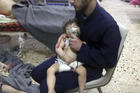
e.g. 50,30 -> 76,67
97,87 -> 102,93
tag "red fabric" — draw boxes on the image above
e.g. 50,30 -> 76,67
0,21 -> 25,32
0,11 -> 8,16
130,0 -> 140,5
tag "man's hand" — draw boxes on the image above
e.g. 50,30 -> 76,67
69,34 -> 82,52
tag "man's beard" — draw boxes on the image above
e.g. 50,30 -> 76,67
77,0 -> 89,14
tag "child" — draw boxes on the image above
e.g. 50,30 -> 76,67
47,18 -> 87,93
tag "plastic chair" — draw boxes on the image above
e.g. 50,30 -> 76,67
65,24 -> 128,93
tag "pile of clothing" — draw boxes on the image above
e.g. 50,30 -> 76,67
0,51 -> 40,93
0,14 -> 25,32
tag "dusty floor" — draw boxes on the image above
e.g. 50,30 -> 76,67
87,0 -> 140,93
0,0 -> 140,93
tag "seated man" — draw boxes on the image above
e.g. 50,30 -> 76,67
0,0 -> 121,93
31,0 -> 121,93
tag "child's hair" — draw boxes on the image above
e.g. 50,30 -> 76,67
63,18 -> 79,33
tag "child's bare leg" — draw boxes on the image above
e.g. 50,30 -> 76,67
75,66 -> 86,93
47,63 -> 59,93
2,84 -> 26,93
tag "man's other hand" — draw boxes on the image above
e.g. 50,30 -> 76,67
69,34 -> 82,52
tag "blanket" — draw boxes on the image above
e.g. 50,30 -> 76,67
0,14 -> 25,31
0,51 -> 40,93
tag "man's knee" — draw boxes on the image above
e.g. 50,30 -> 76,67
31,67 -> 38,77
31,67 -> 41,83
31,65 -> 47,83
31,56 -> 56,82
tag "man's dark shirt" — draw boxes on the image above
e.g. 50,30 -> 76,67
76,3 -> 121,81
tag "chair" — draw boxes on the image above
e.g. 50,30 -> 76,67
65,24 -> 128,93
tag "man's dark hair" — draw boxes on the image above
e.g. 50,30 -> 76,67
63,18 -> 79,33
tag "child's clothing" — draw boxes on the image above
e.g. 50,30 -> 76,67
55,57 -> 82,72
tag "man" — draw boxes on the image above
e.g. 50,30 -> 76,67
31,0 -> 121,93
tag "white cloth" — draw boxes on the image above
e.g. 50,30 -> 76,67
55,58 -> 82,72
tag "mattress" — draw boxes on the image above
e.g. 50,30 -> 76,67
0,15 -> 25,32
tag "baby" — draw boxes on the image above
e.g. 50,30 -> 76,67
47,18 -> 87,93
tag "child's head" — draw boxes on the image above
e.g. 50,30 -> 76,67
63,18 -> 80,38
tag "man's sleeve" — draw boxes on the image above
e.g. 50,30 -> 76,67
77,25 -> 121,68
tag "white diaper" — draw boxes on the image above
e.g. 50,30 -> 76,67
55,58 -> 71,72
69,61 -> 82,70
55,58 -> 82,72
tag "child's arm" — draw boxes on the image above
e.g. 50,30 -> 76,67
55,34 -> 67,49
55,37 -> 65,57
55,38 -> 76,63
